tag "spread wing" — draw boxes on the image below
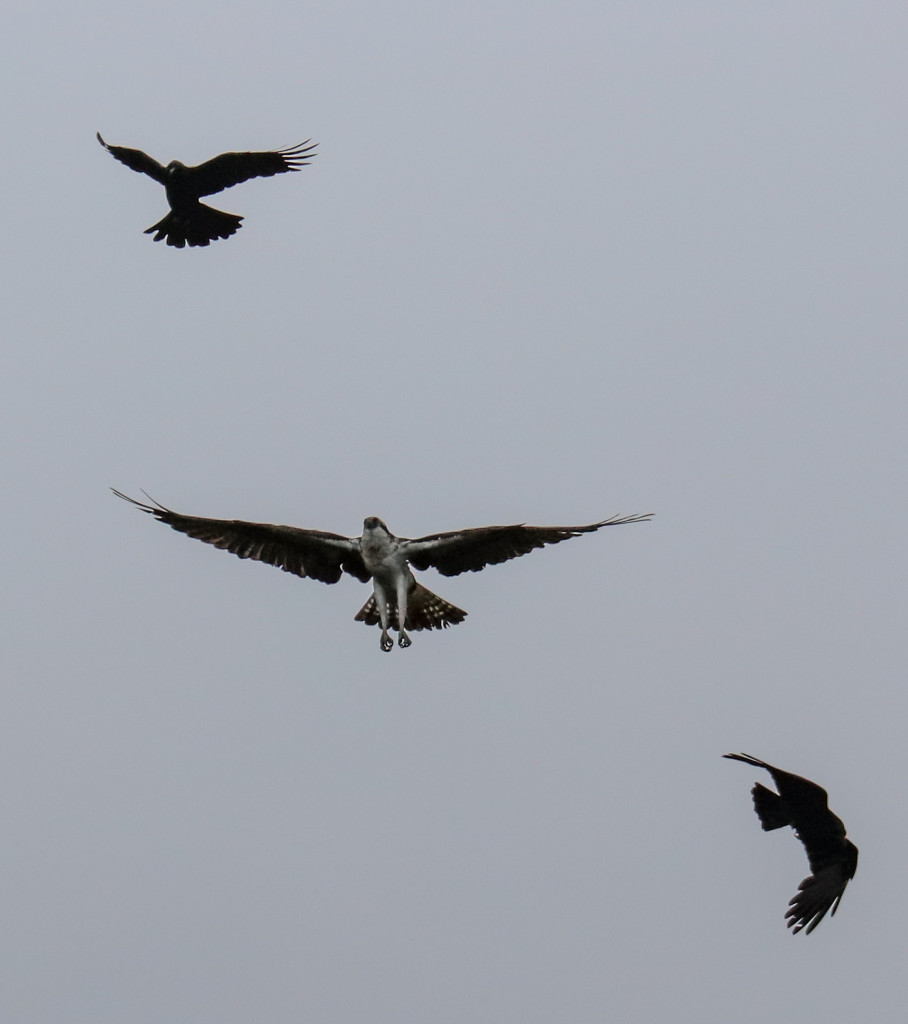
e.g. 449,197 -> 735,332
785,844 -> 858,935
97,133 -> 168,184
403,514 -> 652,576
112,490 -> 369,584
189,141 -> 318,196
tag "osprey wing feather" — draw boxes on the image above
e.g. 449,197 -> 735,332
406,514 -> 653,576
112,491 -> 367,584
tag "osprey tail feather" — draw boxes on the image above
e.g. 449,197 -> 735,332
354,582 -> 467,631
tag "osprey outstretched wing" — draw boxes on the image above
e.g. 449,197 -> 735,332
724,753 -> 859,934
406,517 -> 652,576
113,491 -> 651,651
110,490 -> 368,584
97,134 -> 317,247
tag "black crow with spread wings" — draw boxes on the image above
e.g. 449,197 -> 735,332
113,490 -> 652,651
97,133 -> 317,247
724,753 -> 858,934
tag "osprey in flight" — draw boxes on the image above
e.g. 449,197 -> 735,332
112,491 -> 652,651
724,753 -> 859,934
96,133 -> 317,247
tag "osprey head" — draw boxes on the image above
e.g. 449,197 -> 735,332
363,516 -> 389,535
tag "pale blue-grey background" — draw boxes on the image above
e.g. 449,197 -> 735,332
3,2 -> 906,1021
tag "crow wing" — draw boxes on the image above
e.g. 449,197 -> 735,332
112,490 -> 369,583
404,514 -> 652,577
785,845 -> 858,935
188,141 -> 318,196
724,753 -> 858,935
97,133 -> 168,184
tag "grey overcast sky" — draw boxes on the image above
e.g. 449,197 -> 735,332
3,2 -> 907,1021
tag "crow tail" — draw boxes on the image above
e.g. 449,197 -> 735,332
144,203 -> 243,248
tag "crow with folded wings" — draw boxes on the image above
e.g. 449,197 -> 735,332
97,133 -> 317,247
724,753 -> 858,934
113,491 -> 652,651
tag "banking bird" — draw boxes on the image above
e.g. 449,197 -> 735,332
96,133 -> 317,247
112,491 -> 651,651
724,753 -> 858,934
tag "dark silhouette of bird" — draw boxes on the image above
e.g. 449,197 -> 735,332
112,490 -> 652,651
96,133 -> 317,247
724,753 -> 858,934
